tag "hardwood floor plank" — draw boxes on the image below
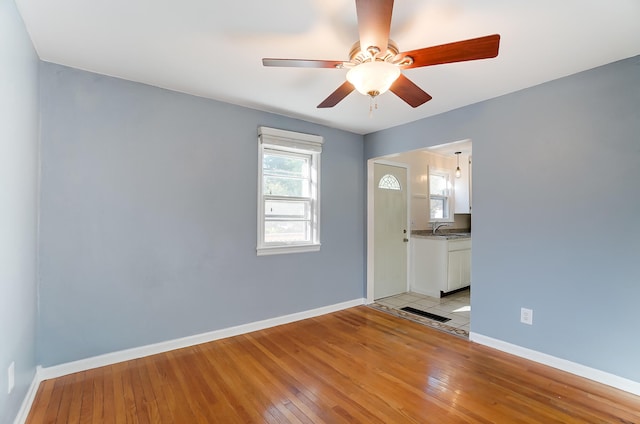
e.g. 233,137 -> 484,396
193,345 -> 255,423
78,370 -> 95,423
134,359 -> 163,423
25,306 -> 640,423
210,338 -> 294,423
163,349 -> 212,422
65,371 -> 85,423
235,335 -> 331,424
120,361 -> 140,423
25,378 -> 56,423
91,367 -> 106,423
110,362 -> 128,424
178,345 -> 240,422
52,372 -> 76,423
150,353 -> 198,423
138,356 -> 174,423
100,366 -> 116,424
40,378 -> 64,423
242,336 -> 340,423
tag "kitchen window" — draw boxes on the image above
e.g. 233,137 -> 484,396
429,168 -> 453,222
257,127 -> 322,255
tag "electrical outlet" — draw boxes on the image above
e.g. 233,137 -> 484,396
8,362 -> 15,394
520,308 -> 533,325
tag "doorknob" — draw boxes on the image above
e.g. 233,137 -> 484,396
403,238 -> 409,242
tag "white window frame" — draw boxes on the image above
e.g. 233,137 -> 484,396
429,167 -> 454,223
257,126 -> 322,256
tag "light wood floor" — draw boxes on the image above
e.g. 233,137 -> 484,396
27,306 -> 640,423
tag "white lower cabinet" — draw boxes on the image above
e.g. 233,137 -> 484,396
411,237 -> 471,297
447,244 -> 471,292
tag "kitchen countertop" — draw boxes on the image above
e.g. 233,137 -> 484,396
411,229 -> 471,240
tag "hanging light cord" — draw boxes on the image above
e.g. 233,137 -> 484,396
455,152 -> 462,178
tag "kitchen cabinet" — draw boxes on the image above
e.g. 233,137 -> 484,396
454,155 -> 472,214
411,236 -> 471,297
447,241 -> 471,292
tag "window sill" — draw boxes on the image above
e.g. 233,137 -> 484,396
257,243 -> 321,256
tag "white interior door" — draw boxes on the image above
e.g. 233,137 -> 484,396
374,163 -> 408,299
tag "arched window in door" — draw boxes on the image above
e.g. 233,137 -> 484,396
378,174 -> 401,190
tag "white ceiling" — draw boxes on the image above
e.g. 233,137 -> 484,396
15,0 -> 640,135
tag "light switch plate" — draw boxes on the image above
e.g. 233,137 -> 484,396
8,362 -> 15,394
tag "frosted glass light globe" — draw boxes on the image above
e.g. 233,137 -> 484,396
346,61 -> 401,97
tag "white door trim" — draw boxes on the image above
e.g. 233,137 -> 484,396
366,159 -> 411,304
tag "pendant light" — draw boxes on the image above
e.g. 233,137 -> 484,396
455,151 -> 462,179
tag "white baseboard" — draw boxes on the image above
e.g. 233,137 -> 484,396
470,332 -> 640,396
38,297 -> 365,381
12,371 -> 40,424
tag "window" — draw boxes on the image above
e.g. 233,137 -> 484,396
257,127 -> 322,255
378,174 -> 401,190
429,168 -> 453,221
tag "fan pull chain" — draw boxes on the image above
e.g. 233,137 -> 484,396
369,96 -> 379,118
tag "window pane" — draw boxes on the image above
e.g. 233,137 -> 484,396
263,152 -> 310,196
430,198 -> 445,219
263,152 -> 309,178
265,221 -> 310,243
378,174 -> 401,190
263,176 -> 308,197
265,200 -> 309,219
430,174 -> 448,196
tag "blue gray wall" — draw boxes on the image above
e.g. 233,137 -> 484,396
365,55 -> 640,382
37,62 -> 365,367
0,0 -> 39,422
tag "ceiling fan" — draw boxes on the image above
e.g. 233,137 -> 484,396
262,0 -> 500,109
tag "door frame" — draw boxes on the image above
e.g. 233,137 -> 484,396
366,159 -> 411,304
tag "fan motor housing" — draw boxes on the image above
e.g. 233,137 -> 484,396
349,40 -> 400,64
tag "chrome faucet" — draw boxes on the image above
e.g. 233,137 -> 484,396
432,222 -> 451,234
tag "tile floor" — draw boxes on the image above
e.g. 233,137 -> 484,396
375,288 -> 471,334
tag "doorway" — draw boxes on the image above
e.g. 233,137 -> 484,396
366,142 -> 472,335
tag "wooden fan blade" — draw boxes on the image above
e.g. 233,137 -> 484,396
400,34 -> 500,69
262,58 -> 345,69
317,81 -> 355,108
390,74 -> 432,108
356,0 -> 394,53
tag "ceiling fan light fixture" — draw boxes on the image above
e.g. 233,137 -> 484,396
262,1 -> 500,110
346,61 -> 401,97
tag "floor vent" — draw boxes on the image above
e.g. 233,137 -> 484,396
400,307 -> 451,323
